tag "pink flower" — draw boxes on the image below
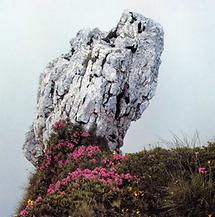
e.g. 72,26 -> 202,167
106,178 -> 113,185
58,160 -> 63,169
49,143 -> 54,149
65,159 -> 70,165
57,143 -> 63,148
68,143 -> 74,149
102,158 -> 107,164
74,138 -> 79,144
198,167 -> 207,174
124,173 -> 133,181
47,184 -> 55,194
81,131 -> 90,137
72,145 -> 86,160
52,121 -> 65,130
107,160 -> 113,167
115,178 -> 123,185
54,156 -> 59,161
62,177 -> 70,184
113,153 -> 123,161
69,168 -> 82,179
19,209 -> 28,215
83,169 -> 92,174
35,196 -> 42,204
73,131 -> 79,138
83,173 -> 96,179
55,180 -> 61,190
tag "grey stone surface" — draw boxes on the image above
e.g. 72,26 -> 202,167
23,11 -> 164,165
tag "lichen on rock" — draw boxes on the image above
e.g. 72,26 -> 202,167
23,10 -> 164,165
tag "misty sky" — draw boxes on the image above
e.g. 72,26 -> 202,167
0,0 -> 215,216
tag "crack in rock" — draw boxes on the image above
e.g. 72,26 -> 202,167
23,10 -> 164,165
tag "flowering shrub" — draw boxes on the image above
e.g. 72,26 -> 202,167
52,121 -> 65,130
16,122 -> 215,217
17,120 -> 142,217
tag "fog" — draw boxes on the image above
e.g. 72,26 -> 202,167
0,0 -> 215,216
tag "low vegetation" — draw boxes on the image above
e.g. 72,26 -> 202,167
16,121 -> 215,217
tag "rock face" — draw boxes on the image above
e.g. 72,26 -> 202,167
24,11 -> 164,165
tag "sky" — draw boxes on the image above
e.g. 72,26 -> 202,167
0,0 -> 215,216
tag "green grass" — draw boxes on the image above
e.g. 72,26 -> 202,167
16,121 -> 215,217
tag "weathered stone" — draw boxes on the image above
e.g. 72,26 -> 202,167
23,11 -> 164,165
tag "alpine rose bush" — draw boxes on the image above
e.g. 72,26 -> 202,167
17,120 -> 142,217
16,120 -> 215,217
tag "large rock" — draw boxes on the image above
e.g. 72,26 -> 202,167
24,11 -> 164,165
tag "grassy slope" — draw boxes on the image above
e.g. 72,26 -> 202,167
16,121 -> 215,217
